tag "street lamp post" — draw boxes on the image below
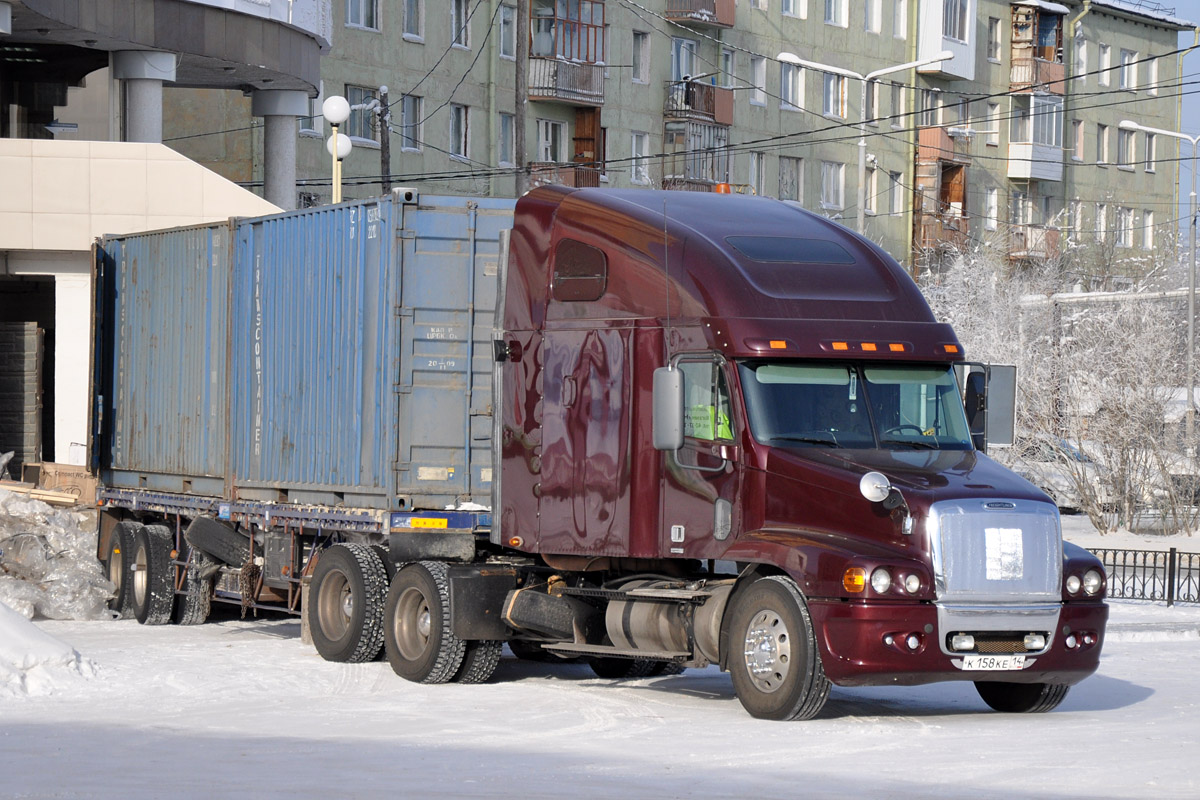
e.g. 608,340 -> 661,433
1120,119 -> 1199,454
777,51 -> 954,234
323,96 -> 352,203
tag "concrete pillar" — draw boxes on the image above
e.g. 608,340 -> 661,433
112,51 -> 177,143
252,90 -> 309,211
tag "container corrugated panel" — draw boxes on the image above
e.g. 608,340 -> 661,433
100,223 -> 233,493
394,195 -> 513,509
230,199 -> 398,507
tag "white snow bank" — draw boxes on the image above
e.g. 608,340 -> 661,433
0,601 -> 98,697
0,488 -> 114,619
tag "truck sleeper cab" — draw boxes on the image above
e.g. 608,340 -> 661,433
92,187 -> 1107,721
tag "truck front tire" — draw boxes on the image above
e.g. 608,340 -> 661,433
308,544 -> 388,663
727,576 -> 831,721
132,524 -> 176,625
383,561 -> 466,684
975,681 -> 1070,713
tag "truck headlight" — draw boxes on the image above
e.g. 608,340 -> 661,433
1065,574 -> 1081,595
1083,569 -> 1104,596
870,568 -> 892,594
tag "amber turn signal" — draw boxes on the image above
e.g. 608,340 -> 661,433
843,567 -> 867,593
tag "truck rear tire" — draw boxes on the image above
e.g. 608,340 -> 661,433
131,524 -> 176,625
184,516 -> 259,567
383,561 -> 466,684
452,640 -> 503,684
173,549 -> 215,626
106,520 -> 141,619
975,681 -> 1070,713
308,544 -> 388,663
727,576 -> 830,721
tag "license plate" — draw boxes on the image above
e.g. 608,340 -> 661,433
962,654 -> 1026,671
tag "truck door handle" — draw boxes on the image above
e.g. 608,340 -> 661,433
562,376 -> 577,408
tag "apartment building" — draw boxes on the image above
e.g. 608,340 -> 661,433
162,1 -> 1191,273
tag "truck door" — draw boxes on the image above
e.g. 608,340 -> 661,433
660,355 -> 742,560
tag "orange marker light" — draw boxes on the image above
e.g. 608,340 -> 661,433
944,344 -> 960,354
715,183 -> 732,194
832,341 -> 849,351
769,340 -> 787,350
843,567 -> 867,593
862,342 -> 877,352
889,343 -> 905,352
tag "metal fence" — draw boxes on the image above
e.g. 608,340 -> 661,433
1090,547 -> 1200,605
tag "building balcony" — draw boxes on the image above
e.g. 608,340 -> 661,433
664,81 -> 734,126
1009,224 -> 1061,261
527,58 -> 605,106
1008,141 -> 1064,182
918,126 -> 971,164
914,210 -> 970,254
664,0 -> 735,29
528,161 -> 602,188
1010,57 -> 1066,94
661,119 -> 730,190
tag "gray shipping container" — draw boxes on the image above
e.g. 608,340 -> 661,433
94,191 -> 514,512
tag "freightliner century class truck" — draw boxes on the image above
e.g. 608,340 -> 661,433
92,187 -> 1108,720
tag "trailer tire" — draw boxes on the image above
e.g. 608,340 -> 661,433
106,520 -> 141,619
131,524 -> 176,625
588,658 -> 656,679
974,681 -> 1070,713
173,550 -> 215,626
308,544 -> 388,663
383,561 -> 465,684
727,576 -> 830,721
184,516 -> 259,567
647,661 -> 686,677
452,640 -> 503,684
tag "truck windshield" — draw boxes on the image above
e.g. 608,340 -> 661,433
737,361 -> 973,451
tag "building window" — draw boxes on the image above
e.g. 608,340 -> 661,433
1098,44 -> 1111,87
987,17 -> 1001,61
893,1 -> 906,38
1144,211 -> 1155,249
1116,207 -> 1134,247
919,89 -> 940,127
500,5 -> 516,58
452,0 -> 470,46
300,80 -> 324,134
781,63 -> 803,110
631,131 -> 649,184
1068,199 -> 1081,238
346,0 -> 378,29
750,57 -> 766,105
1096,123 -> 1109,165
985,187 -> 998,230
346,85 -> 379,143
866,80 -> 879,126
748,151 -> 764,195
400,94 -> 422,150
1145,133 -> 1157,172
498,112 -> 514,166
782,0 -> 800,18
986,102 -> 1000,146
1074,37 -> 1086,85
1011,189 -> 1031,226
866,0 -> 881,33
1117,128 -> 1134,169
1031,96 -> 1062,146
779,156 -> 803,202
721,48 -> 734,88
823,73 -> 846,118
671,37 -> 697,82
750,0 -> 764,8
539,119 -> 567,162
821,161 -> 845,209
531,0 -> 606,62
1119,49 -> 1138,90
942,0 -> 968,42
404,0 -> 423,38
825,0 -> 847,27
889,171 -> 903,214
865,166 -> 878,214
632,32 -> 649,83
1038,195 -> 1053,227
1096,203 -> 1108,242
449,104 -> 468,160
891,83 -> 903,128
1148,58 -> 1159,95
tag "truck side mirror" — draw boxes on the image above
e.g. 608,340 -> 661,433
653,367 -> 684,451
956,363 -> 1017,452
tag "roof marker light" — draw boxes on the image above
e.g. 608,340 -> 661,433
943,344 -> 960,354
769,340 -> 787,349
832,341 -> 849,351
889,343 -> 905,352
862,342 -> 877,352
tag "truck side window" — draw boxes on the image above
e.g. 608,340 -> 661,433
680,359 -> 733,442
551,238 -> 607,301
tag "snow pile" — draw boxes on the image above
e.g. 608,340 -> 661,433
0,488 -> 114,620
0,601 -> 98,697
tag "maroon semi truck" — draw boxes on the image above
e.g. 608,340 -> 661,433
95,186 -> 1107,720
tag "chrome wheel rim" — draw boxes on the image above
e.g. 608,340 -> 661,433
743,607 -> 792,694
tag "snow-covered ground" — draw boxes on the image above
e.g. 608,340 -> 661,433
1,516 -> 1197,799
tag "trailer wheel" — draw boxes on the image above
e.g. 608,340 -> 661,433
308,544 -> 388,663
974,681 -> 1070,713
106,520 -> 141,619
647,661 -> 686,677
383,561 -> 465,684
184,516 -> 259,567
727,576 -> 830,721
173,550 -> 215,626
131,524 -> 176,625
588,658 -> 657,679
452,640 -> 503,684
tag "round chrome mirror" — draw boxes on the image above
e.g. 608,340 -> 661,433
859,471 -> 891,503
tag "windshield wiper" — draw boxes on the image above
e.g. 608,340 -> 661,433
879,437 -> 939,450
770,434 -> 842,448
